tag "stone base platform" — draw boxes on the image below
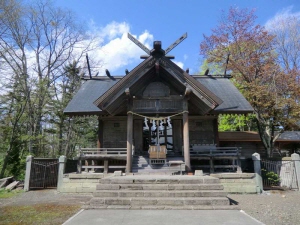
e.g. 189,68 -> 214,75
59,173 -> 258,195
210,173 -> 257,194
82,175 -> 239,210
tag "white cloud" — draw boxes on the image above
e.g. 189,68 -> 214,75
173,60 -> 184,69
183,54 -> 188,61
87,21 -> 154,74
265,6 -> 300,31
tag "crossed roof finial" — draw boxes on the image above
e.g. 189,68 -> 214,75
128,33 -> 187,59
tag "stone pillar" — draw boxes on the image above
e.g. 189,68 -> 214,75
77,157 -> 82,174
183,112 -> 191,171
57,156 -> 67,192
24,155 -> 33,192
252,152 -> 263,193
126,112 -> 133,173
291,153 -> 300,191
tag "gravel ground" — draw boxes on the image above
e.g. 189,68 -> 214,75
229,190 -> 300,225
1,189 -> 300,225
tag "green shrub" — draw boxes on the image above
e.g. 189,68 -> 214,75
261,168 -> 280,186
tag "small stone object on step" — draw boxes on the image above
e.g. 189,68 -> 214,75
194,170 -> 203,176
114,171 -> 122,176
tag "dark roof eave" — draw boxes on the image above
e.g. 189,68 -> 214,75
63,111 -> 105,117
212,109 -> 254,114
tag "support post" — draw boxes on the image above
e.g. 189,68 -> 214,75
213,117 -> 219,146
77,149 -> 82,173
183,111 -> 191,172
77,158 -> 82,174
209,157 -> 214,173
24,155 -> 33,192
57,156 -> 66,192
126,112 -> 133,173
291,153 -> 300,191
252,152 -> 263,193
104,160 -> 109,174
97,118 -> 103,148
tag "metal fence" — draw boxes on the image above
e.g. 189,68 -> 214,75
29,158 -> 59,189
261,159 -> 298,190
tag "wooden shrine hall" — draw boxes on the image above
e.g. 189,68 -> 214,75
64,33 -> 254,174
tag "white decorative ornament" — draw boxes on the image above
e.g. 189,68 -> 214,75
144,117 -> 149,129
159,119 -> 164,131
151,120 -> 156,131
167,117 -> 172,128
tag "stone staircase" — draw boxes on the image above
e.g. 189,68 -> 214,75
132,156 -> 184,174
84,175 -> 239,210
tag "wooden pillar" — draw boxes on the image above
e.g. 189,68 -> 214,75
126,112 -> 133,173
95,117 -> 103,171
97,118 -> 103,148
213,117 -> 219,146
183,112 -> 191,171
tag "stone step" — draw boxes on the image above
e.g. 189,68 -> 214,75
88,196 -> 229,207
132,160 -> 148,163
98,176 -> 220,184
93,190 -> 227,198
83,204 -> 240,210
131,168 -> 175,173
132,165 -> 149,167
96,183 -> 224,191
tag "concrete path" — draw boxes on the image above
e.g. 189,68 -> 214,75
63,210 -> 264,225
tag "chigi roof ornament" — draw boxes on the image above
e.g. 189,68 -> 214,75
127,33 -> 187,60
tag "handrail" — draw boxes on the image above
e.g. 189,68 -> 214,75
190,147 -> 241,157
78,148 -> 127,156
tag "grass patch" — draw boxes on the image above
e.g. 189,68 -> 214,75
0,188 -> 23,198
0,204 -> 81,225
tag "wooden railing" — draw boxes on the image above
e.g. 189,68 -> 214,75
190,146 -> 240,157
77,148 -> 127,174
79,148 -> 127,156
189,146 -> 242,173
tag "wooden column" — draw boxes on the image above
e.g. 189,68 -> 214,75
126,112 -> 133,173
97,117 -> 103,148
213,117 -> 219,146
183,111 -> 191,171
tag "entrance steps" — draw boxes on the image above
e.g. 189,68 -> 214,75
132,156 -> 184,174
84,175 -> 239,210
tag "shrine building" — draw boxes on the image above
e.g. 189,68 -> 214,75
64,34 -> 254,174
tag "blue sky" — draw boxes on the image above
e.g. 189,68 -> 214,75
55,0 -> 300,76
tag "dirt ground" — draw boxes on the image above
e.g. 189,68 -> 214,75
1,189 -> 300,225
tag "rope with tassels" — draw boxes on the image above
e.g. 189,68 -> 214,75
127,110 -> 188,120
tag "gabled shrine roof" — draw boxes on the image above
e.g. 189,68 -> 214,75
64,34 -> 253,116
64,77 -> 120,116
64,75 -> 253,116
92,56 -> 223,115
195,76 -> 253,114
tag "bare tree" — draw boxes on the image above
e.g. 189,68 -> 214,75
0,0 -> 96,156
267,15 -> 300,73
